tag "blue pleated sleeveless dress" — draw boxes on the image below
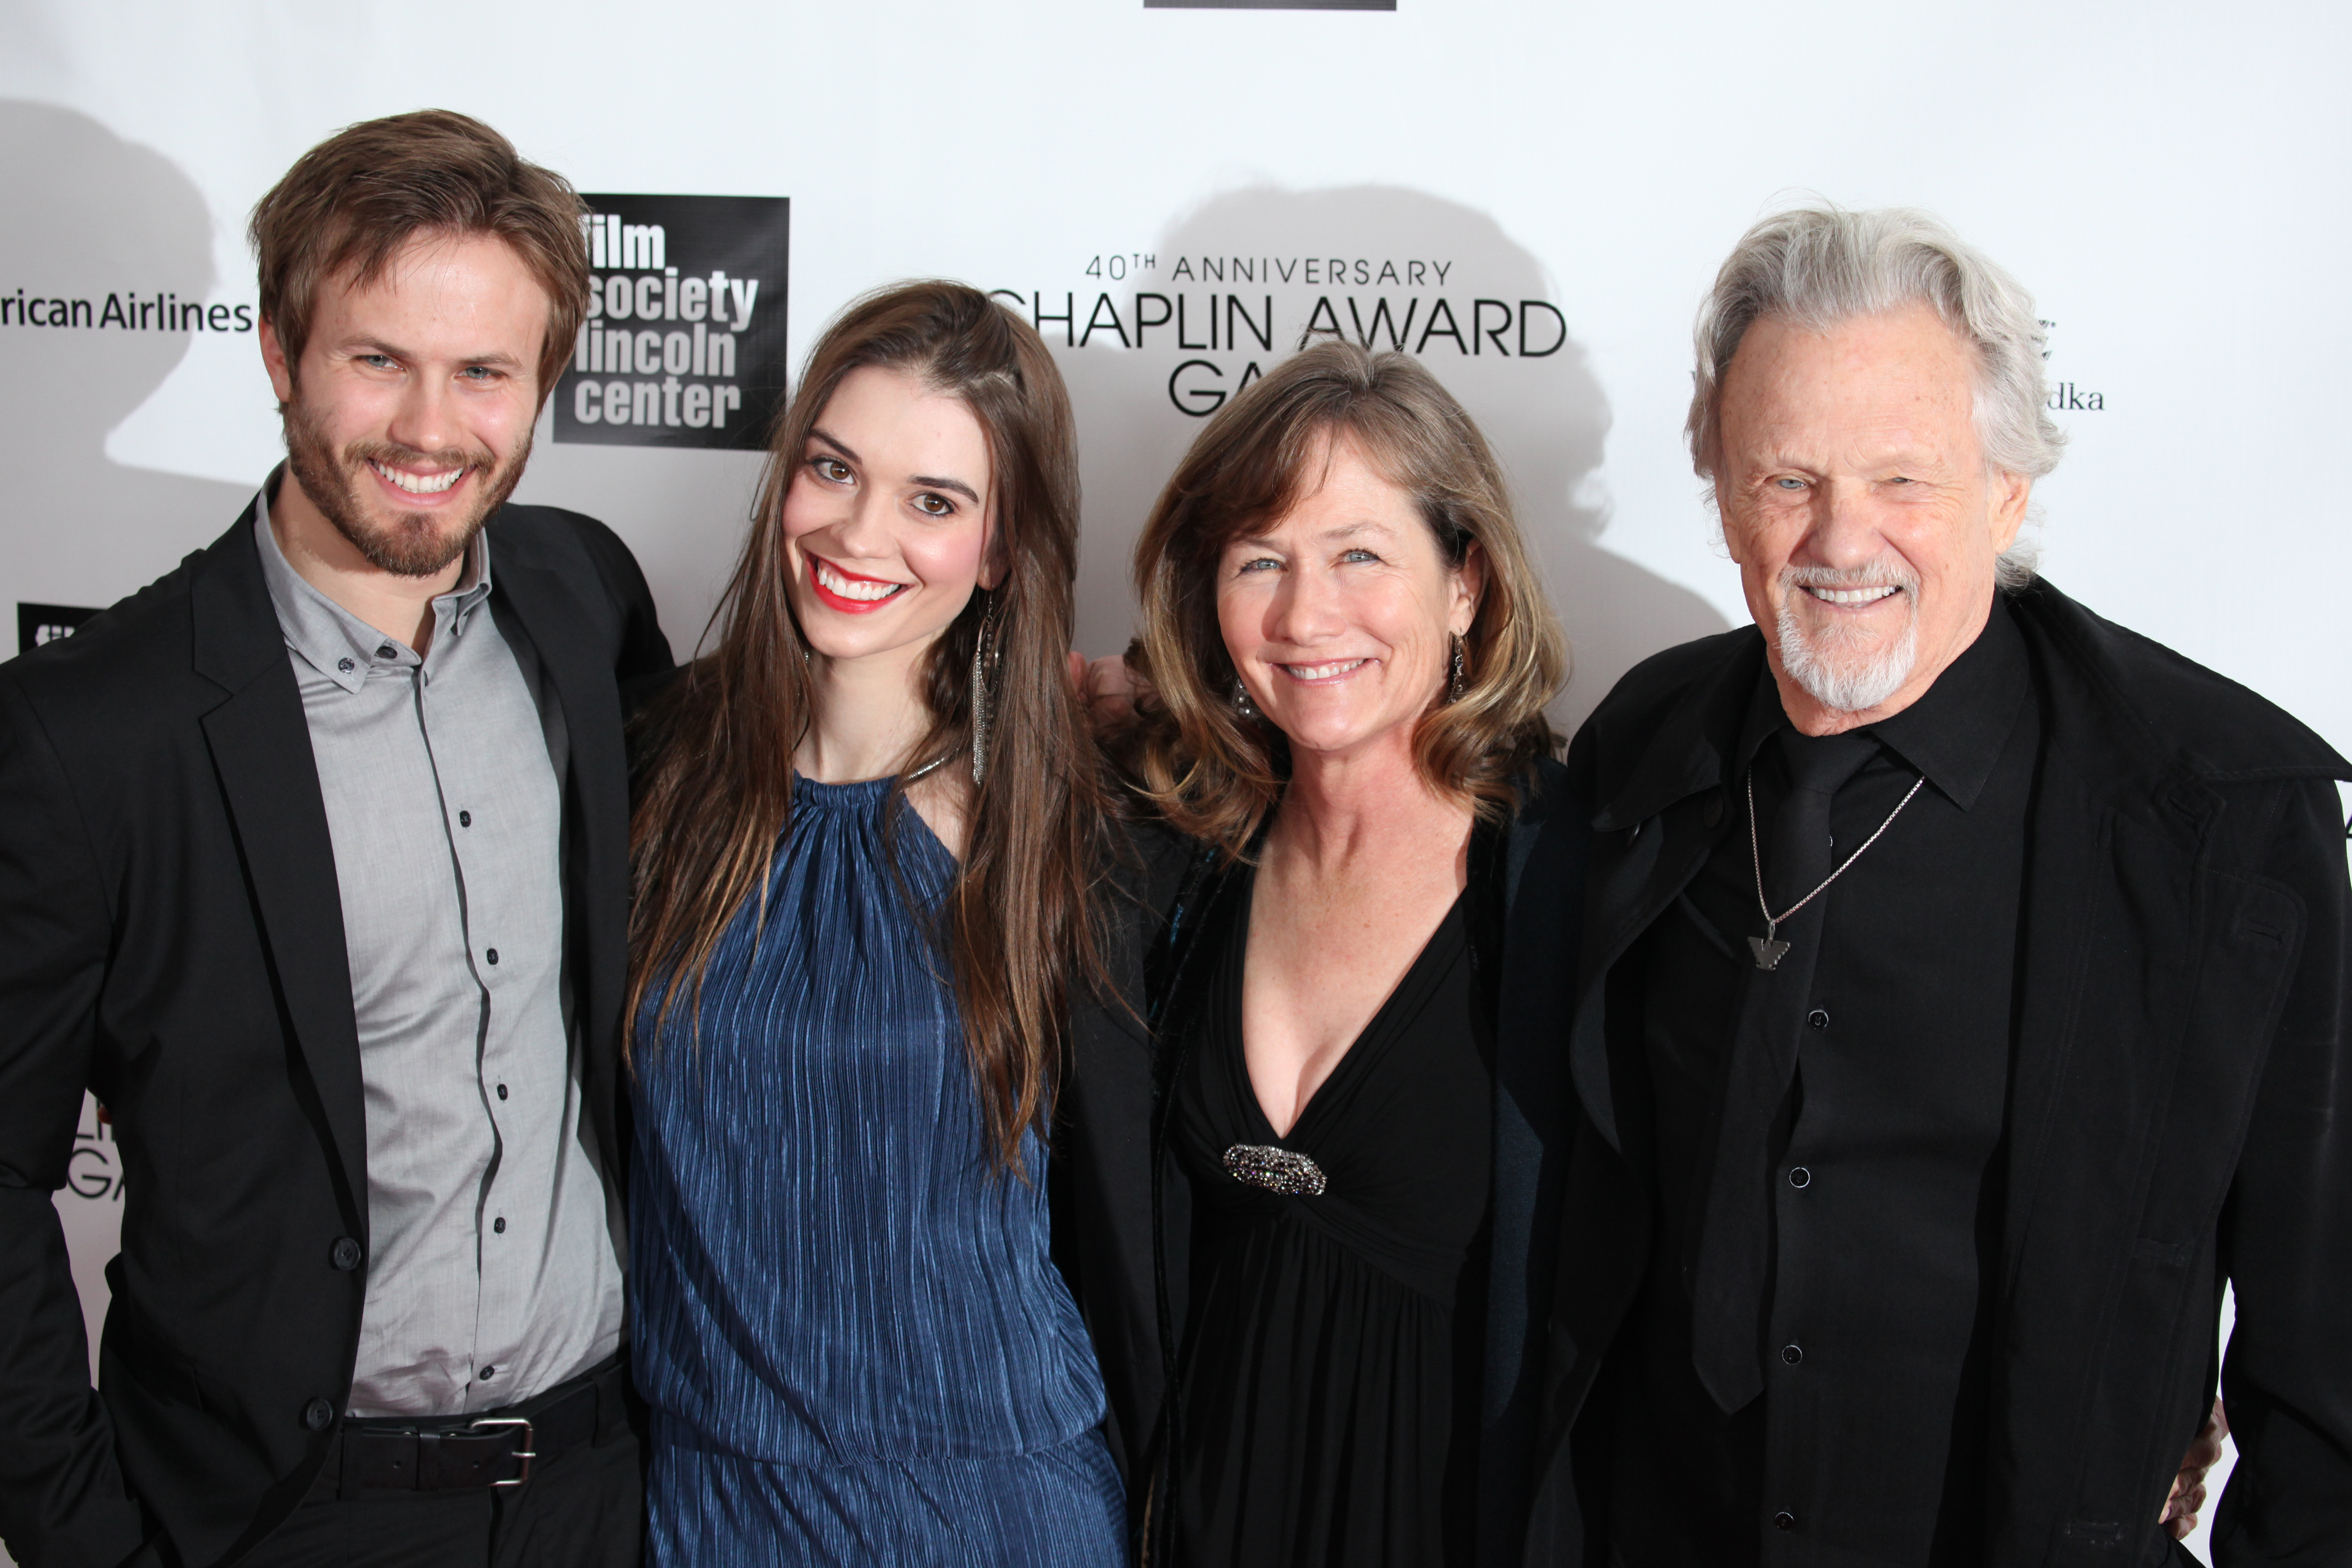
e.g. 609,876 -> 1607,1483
630,775 -> 1124,1566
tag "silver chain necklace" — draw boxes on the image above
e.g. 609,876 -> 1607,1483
901,746 -> 963,785
1744,767 -> 1924,971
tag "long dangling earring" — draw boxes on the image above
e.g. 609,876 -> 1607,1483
969,592 -> 1003,787
1448,634 -> 1467,703
1230,672 -> 1259,721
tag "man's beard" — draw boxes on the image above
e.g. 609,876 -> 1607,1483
1774,562 -> 1920,713
282,395 -> 528,578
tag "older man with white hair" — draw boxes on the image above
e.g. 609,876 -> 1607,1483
1525,207 -> 2352,1565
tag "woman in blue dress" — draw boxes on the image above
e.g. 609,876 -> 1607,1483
624,281 -> 1126,1565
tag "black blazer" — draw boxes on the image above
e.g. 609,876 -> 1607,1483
1524,580 -> 2352,1566
1058,764 -> 1592,1564
0,499 -> 672,1568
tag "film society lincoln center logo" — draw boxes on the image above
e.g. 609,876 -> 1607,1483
557,194 -> 790,451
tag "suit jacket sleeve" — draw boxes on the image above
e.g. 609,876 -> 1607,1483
2213,779 -> 2352,1562
0,678 -> 149,1566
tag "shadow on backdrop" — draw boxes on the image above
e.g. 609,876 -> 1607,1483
1050,183 -> 1727,735
0,99 -> 253,620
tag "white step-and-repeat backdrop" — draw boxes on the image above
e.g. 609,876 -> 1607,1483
6,4 -> 2348,1561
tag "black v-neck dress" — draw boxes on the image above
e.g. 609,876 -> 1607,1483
1168,872 -> 1494,1567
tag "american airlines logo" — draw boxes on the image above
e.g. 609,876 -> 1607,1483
554,195 -> 791,452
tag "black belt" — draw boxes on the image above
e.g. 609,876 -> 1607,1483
328,1351 -> 635,1497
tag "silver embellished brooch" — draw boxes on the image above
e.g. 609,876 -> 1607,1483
1223,1143 -> 1327,1197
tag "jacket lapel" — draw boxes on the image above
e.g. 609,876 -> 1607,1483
190,511 -> 370,1224
1569,641 -> 1762,1152
491,551 -> 633,1166
1991,746 -> 2115,1300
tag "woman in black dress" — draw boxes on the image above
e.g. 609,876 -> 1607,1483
1098,341 -> 1572,1566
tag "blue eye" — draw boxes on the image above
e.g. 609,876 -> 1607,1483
1340,548 -> 1379,564
1236,556 -> 1279,574
1775,477 -> 1807,491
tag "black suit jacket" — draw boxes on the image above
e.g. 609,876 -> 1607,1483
0,499 -> 672,1568
1522,580 -> 2352,1566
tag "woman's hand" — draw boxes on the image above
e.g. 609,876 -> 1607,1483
2159,1398 -> 2228,1539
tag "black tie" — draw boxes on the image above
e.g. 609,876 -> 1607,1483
1689,726 -> 1877,1413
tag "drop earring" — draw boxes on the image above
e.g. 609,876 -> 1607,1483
970,593 -> 1003,786
1448,634 -> 1467,703
1230,673 -> 1259,720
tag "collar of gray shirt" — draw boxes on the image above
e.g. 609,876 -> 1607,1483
253,466 -> 496,692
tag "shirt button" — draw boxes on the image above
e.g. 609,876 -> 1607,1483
1773,1511 -> 1797,1531
336,656 -> 355,674
1807,1008 -> 1830,1030
302,1398 -> 335,1431
1788,1166 -> 1811,1188
330,1237 -> 364,1271
479,1366 -> 496,1382
486,949 -> 499,966
493,1217 -> 507,1234
496,1084 -> 509,1101
1782,1343 -> 1805,1365
375,644 -> 396,660
459,810 -> 473,828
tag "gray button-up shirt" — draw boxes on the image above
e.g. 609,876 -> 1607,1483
255,482 -> 625,1417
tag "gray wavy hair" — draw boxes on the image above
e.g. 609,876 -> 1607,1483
1685,204 -> 2064,588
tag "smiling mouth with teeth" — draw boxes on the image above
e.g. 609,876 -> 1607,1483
810,558 -> 911,610
1803,584 -> 1904,607
370,460 -> 465,496
1279,658 -> 1371,682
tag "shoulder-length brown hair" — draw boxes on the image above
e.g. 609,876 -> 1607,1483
628,280 -> 1113,1171
1127,339 -> 1567,856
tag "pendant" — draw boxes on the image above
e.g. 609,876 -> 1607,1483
1748,935 -> 1791,972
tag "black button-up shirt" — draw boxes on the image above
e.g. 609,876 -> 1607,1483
1609,595 -> 2040,1565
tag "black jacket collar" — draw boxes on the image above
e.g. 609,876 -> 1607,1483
1584,578 -> 2349,839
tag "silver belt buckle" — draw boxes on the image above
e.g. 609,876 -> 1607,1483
466,1415 -> 536,1488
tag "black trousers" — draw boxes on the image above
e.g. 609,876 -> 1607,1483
240,1404 -> 642,1568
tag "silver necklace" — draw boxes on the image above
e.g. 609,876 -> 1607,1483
1744,767 -> 1924,971
901,747 -> 963,785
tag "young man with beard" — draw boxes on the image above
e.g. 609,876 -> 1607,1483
1511,207 -> 2350,1565
0,111 -> 670,1567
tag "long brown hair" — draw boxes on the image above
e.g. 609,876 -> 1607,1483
1127,340 -> 1567,856
628,280 -> 1114,1171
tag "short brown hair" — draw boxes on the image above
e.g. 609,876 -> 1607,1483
250,110 -> 590,400
1127,340 -> 1569,854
